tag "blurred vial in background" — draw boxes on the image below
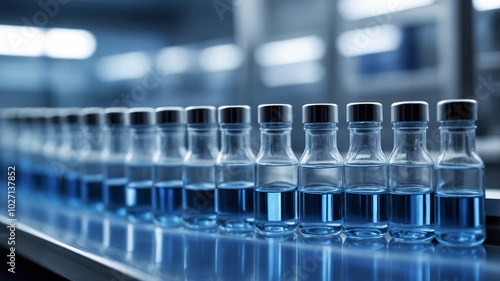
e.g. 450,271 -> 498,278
344,102 -> 388,238
298,103 -> 343,236
16,108 -> 33,195
435,100 -> 485,246
389,102 -> 434,242
125,108 -> 156,222
102,108 -> 130,216
59,108 -> 83,206
30,108 -> 48,194
80,108 -> 106,211
153,107 -> 186,226
43,108 -> 65,199
254,104 -> 298,235
216,105 -> 255,232
182,106 -> 219,229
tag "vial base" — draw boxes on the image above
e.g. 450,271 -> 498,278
389,224 -> 434,242
216,185 -> 254,232
154,182 -> 183,227
298,188 -> 342,237
104,178 -> 127,216
126,181 -> 153,222
254,188 -> 297,235
81,177 -> 104,209
389,189 -> 434,242
183,186 -> 216,229
436,192 -> 485,246
344,188 -> 388,238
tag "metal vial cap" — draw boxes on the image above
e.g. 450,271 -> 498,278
129,107 -> 155,125
258,104 -> 293,123
81,107 -> 104,126
346,102 -> 383,122
218,105 -> 251,123
437,99 -> 477,121
186,106 -> 216,124
302,103 -> 338,123
391,101 -> 429,122
105,107 -> 129,126
156,107 -> 186,124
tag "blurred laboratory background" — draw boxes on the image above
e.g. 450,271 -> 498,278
0,0 -> 499,187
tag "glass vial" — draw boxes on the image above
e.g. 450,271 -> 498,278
298,103 -> 343,236
216,105 -> 255,232
30,109 -> 47,194
254,104 -> 298,235
102,107 -> 129,216
183,106 -> 219,229
153,107 -> 186,226
388,101 -> 434,242
60,108 -> 83,206
125,108 -> 156,222
80,108 -> 105,211
435,99 -> 485,246
344,102 -> 388,238
43,109 -> 64,199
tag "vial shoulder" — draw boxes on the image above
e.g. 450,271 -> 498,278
255,150 -> 298,165
299,149 -> 343,166
434,151 -> 484,167
388,148 -> 433,165
344,147 -> 386,164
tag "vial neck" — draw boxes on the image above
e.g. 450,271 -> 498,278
65,125 -> 82,150
83,125 -> 104,151
159,125 -> 186,158
259,123 -> 293,154
304,123 -> 338,152
347,122 -> 384,158
187,124 -> 218,156
220,124 -> 252,155
130,126 -> 156,156
105,126 -> 129,154
440,120 -> 477,154
393,122 -> 427,150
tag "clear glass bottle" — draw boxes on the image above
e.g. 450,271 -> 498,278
254,104 -> 298,235
435,99 -> 485,246
102,107 -> 129,216
344,102 -> 388,238
216,105 -> 255,232
125,108 -> 156,222
80,108 -> 105,211
60,108 -> 83,206
153,107 -> 186,226
183,106 -> 219,229
16,108 -> 33,195
388,101 -> 434,242
30,108 -> 48,194
43,108 -> 64,199
298,103 -> 343,236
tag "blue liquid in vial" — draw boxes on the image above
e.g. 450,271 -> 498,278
344,187 -> 388,238
216,181 -> 254,231
154,180 -> 183,226
103,178 -> 127,216
436,191 -> 485,246
299,187 -> 342,236
45,171 -> 60,198
126,180 -> 153,222
255,187 -> 297,234
81,175 -> 104,210
32,167 -> 46,193
63,172 -> 80,204
183,183 -> 216,228
390,186 -> 434,242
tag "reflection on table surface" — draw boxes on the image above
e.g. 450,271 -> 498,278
8,197 -> 500,281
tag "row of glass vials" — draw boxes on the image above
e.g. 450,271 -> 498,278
0,99 -> 485,246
